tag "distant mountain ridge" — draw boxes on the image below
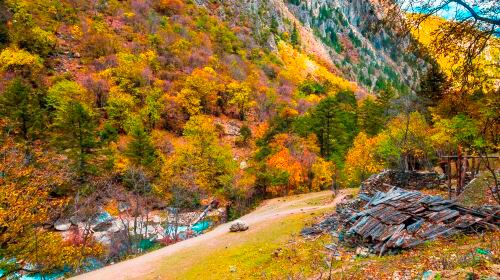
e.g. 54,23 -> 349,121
196,0 -> 428,95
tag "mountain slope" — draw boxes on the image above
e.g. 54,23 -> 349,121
197,0 -> 427,95
0,0 -> 434,277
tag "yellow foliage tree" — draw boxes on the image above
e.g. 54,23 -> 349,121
225,81 -> 255,120
376,112 -> 435,170
0,47 -> 43,74
311,157 -> 335,192
265,133 -> 331,195
344,132 -> 384,187
100,51 -> 159,96
176,67 -> 223,116
277,42 -> 356,94
267,148 -> 304,189
161,115 -> 236,202
106,87 -> 137,131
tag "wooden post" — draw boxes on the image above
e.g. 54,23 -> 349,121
471,156 -> 476,177
456,146 -> 463,196
463,152 -> 468,183
447,157 -> 452,199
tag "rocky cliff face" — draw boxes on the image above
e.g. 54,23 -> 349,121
196,0 -> 427,94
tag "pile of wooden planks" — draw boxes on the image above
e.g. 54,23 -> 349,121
302,187 -> 499,255
347,188 -> 499,254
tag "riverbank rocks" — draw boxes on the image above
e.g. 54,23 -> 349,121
92,221 -> 113,232
230,220 -> 249,232
167,211 -> 199,225
54,219 -> 71,231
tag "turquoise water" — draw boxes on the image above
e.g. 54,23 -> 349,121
0,269 -> 67,280
0,258 -> 103,280
19,271 -> 66,280
95,211 -> 113,223
165,220 -> 211,237
192,220 -> 211,232
0,221 -> 211,279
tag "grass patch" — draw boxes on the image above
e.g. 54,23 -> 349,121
145,188 -> 497,280
151,209 -> 333,279
340,231 -> 499,279
458,171 -> 497,206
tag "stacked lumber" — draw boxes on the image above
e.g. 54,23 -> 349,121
303,188 -> 500,255
349,188 -> 499,254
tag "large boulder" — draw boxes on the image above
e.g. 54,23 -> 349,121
54,219 -> 71,231
107,220 -> 126,233
69,215 -> 82,225
229,220 -> 249,232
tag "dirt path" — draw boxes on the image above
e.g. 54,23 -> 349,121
72,190 -> 349,280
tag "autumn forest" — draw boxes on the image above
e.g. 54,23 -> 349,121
0,0 -> 498,278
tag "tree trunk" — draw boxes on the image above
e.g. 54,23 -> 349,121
189,201 -> 215,230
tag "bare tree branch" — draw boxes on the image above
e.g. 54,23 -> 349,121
450,0 -> 500,25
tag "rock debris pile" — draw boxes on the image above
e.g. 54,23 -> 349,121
303,176 -> 499,255
360,170 -> 440,195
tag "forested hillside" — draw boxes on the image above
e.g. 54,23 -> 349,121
0,0 -> 498,278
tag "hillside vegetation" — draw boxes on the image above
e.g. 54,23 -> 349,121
0,0 -> 498,278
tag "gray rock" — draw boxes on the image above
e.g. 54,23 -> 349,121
229,220 -> 249,232
355,246 -> 370,257
93,232 -> 111,245
69,215 -> 82,225
92,221 -> 113,232
54,219 -> 71,231
118,202 -> 131,212
239,161 -> 248,170
300,227 -> 322,236
108,220 -> 126,233
324,243 -> 338,251
217,121 -> 240,136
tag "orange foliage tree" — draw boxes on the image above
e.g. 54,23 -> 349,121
264,133 -> 334,195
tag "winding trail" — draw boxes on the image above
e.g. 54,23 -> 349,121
72,190 -> 350,280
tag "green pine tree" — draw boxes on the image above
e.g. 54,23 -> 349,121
47,80 -> 98,178
125,121 -> 157,168
53,100 -> 98,178
309,91 -> 358,164
0,78 -> 44,142
291,23 -> 300,47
